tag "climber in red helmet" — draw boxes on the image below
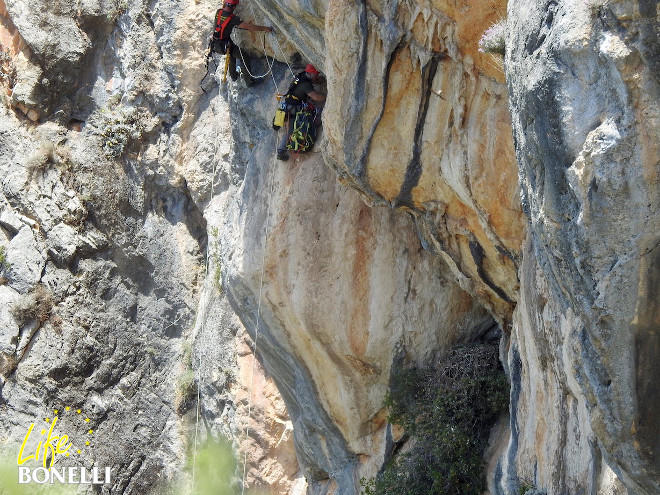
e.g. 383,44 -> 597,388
210,0 -> 273,86
276,64 -> 326,160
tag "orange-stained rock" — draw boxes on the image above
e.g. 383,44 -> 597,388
323,0 -> 525,327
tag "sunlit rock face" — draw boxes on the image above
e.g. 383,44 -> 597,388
505,0 -> 659,494
320,0 -> 525,326
210,114 -> 495,492
1,0 -> 657,494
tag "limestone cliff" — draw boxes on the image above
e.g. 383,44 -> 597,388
0,0 -> 657,495
504,1 -> 659,493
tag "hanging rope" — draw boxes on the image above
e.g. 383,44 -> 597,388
273,34 -> 296,78
239,165 -> 275,495
234,1 -> 296,82
236,41 -> 275,80
238,11 -> 285,487
195,6 -> 301,491
192,78 -> 224,492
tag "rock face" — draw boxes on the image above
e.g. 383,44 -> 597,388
0,0 -> 210,492
322,0 -> 525,325
505,1 -> 659,493
0,0 -> 657,494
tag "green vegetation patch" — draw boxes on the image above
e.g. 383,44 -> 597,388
478,20 -> 506,55
365,343 -> 509,495
0,245 -> 9,272
10,285 -> 55,327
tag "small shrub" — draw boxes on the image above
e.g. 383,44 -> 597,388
182,340 -> 193,369
89,105 -> 146,158
371,343 -> 509,495
0,246 -> 9,272
25,142 -> 75,180
214,263 -> 223,293
25,141 -> 56,177
107,0 -> 129,22
10,284 -> 55,327
175,369 -> 198,414
479,20 -> 506,55
360,477 -> 377,495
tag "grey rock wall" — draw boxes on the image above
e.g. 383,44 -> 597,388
506,0 -> 659,493
0,0 -> 212,492
0,0 -> 657,494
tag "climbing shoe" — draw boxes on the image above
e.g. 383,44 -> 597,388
276,150 -> 289,161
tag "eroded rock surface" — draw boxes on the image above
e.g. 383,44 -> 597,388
506,0 -> 659,493
0,0 -> 657,494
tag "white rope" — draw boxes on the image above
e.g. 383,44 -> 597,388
232,2 -> 275,81
236,41 -> 274,80
217,6 -> 298,490
238,23 -> 284,488
273,35 -> 296,78
239,142 -> 277,495
234,1 -> 296,82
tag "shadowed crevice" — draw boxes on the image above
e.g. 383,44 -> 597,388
469,240 -> 513,304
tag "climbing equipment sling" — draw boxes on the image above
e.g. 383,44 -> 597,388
286,104 -> 317,153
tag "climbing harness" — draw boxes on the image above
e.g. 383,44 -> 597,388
214,9 -> 236,41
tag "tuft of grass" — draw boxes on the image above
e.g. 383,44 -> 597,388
107,0 -> 129,23
0,246 -> 10,273
25,141 -> 56,177
10,285 -> 55,327
367,343 -> 509,495
479,20 -> 506,55
24,142 -> 76,181
175,369 -> 198,414
176,339 -> 197,414
0,352 -> 18,378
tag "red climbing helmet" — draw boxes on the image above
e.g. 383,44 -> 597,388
305,64 -> 320,75
224,0 -> 239,6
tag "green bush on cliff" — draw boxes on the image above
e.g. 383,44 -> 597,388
0,245 -> 9,272
369,343 -> 509,495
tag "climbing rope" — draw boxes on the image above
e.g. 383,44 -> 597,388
195,6 -> 301,491
273,34 -> 296,78
239,165 -> 275,495
234,1 -> 296,83
237,8 -> 285,487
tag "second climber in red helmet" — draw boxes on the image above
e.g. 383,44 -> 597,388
276,63 -> 326,160
210,0 -> 273,86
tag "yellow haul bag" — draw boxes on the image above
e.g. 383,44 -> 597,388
274,108 -> 286,127
274,100 -> 287,127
